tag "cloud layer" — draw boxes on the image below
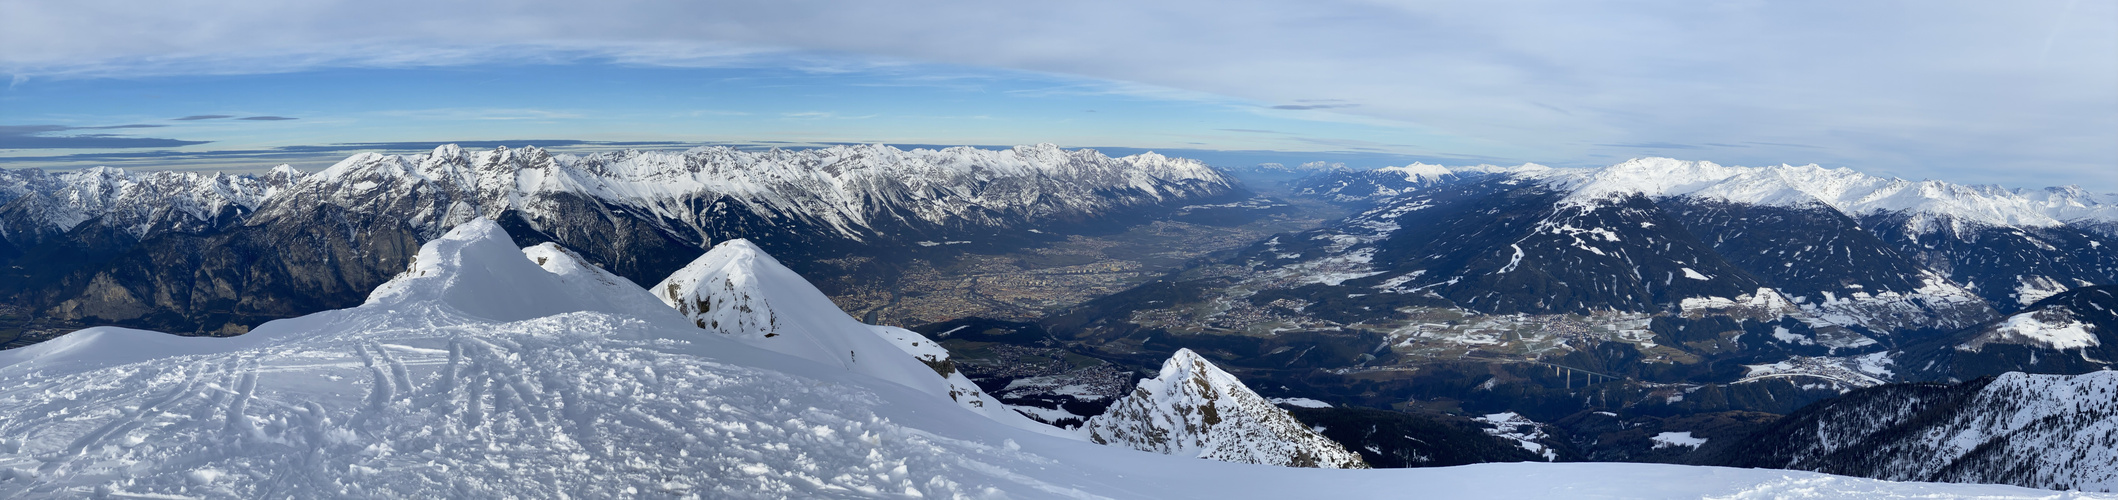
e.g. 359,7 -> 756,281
0,125 -> 208,149
1,0 -> 2112,186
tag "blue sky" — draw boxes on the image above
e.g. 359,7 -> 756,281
1,1 -> 2113,189
0,63 -> 1467,171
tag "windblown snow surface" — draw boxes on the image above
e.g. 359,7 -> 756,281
0,220 -> 2098,498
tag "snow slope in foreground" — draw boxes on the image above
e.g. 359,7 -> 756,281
0,220 -> 2100,499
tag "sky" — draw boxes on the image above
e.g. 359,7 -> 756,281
1,0 -> 2113,189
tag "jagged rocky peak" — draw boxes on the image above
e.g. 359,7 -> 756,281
1083,348 -> 1368,469
654,238 -> 781,337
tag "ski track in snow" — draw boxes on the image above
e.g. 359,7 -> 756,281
0,312 -> 1052,498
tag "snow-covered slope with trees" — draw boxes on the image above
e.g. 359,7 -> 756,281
1898,286 -> 2118,380
1083,348 -> 1368,469
1698,371 -> 2118,492
0,219 -> 2091,499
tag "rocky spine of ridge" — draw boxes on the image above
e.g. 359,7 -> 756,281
1082,348 -> 1368,469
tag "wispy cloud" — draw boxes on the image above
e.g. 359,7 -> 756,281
0,125 -> 208,148
374,108 -> 582,121
781,112 -> 877,120
76,124 -> 167,129
1270,104 -> 1357,110
173,115 -> 233,121
1745,141 -> 1823,149
1596,142 -> 1703,150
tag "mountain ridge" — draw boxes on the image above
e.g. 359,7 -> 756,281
0,143 -> 1238,336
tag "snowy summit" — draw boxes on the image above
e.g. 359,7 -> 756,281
1085,348 -> 1369,469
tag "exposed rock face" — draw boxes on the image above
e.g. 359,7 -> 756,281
39,204 -> 423,333
1083,348 -> 1367,469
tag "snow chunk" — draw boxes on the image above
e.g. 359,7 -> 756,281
1473,412 -> 1558,461
1993,311 -> 2100,350
1650,432 -> 1707,450
1267,398 -> 1333,409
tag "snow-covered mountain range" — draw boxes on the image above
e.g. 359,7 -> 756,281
0,218 -> 2081,498
258,143 -> 1229,242
0,166 -> 301,242
1307,157 -> 2117,230
0,143 -> 1236,335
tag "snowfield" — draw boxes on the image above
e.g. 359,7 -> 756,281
0,220 -> 2102,499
